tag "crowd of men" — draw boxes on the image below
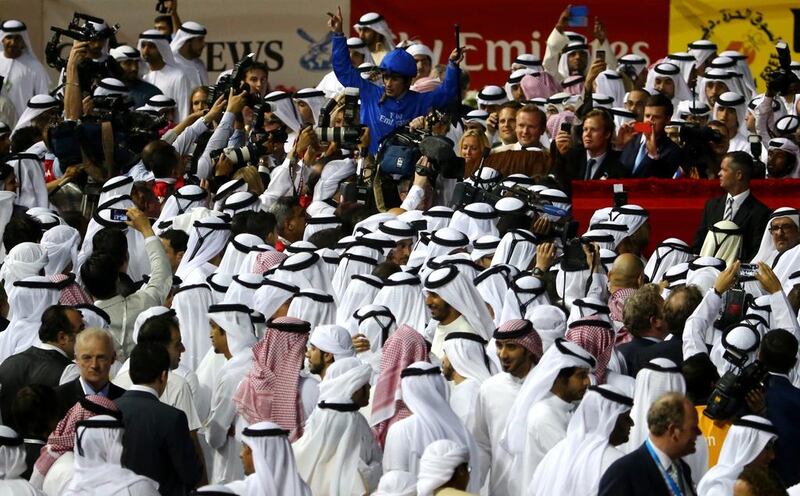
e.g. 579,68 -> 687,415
0,1 -> 799,495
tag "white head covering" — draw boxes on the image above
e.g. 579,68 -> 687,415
374,471 -> 416,496
153,185 -> 208,233
293,358 -> 373,496
491,229 -> 537,269
303,214 -> 341,241
449,203 -> 499,239
265,91 -> 303,132
217,233 -> 264,276
208,303 -> 257,356
97,176 -> 134,206
222,191 -> 260,217
169,21 -> 207,52
335,274 -> 383,331
63,415 -> 158,496
40,226 -> 80,276
416,439 -> 470,496
595,70 -> 626,108
352,305 -> 396,372
645,62 -> 693,104
0,192 -> 15,264
353,12 -> 395,50
697,416 -> 777,496
171,282 -> 213,371
477,85 -> 509,107
287,290 -> 336,330
529,304 -> 568,351
308,324 -> 355,360
397,362 -> 482,492
242,421 -> 311,496
474,265 -> 511,326
699,220 -> 742,267
688,40 -> 717,68
622,358 -> 686,453
76,304 -> 111,331
714,91 -> 748,142
137,29 -> 176,66
273,252 -> 334,297
175,216 -> 231,280
499,275 -> 549,324
92,77 -> 128,97
293,88 -> 327,126
0,242 -> 48,296
751,207 -> 800,265
0,425 -> 26,480
766,138 -> 800,178
501,339 -> 596,459
529,384 -> 633,495
373,272 -> 429,333
558,41 -> 590,79
644,238 -> 694,284
252,278 -> 297,321
331,244 -> 380,298
131,306 -> 172,345
424,266 -> 495,342
11,94 -> 59,136
443,332 -> 495,382
222,273 -> 263,309
0,276 -> 66,364
312,159 -> 356,200
109,44 -> 140,62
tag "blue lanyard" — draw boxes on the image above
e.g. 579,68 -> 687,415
644,439 -> 683,496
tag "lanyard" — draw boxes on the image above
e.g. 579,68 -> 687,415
644,439 -> 683,496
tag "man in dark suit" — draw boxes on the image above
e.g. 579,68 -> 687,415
693,151 -> 771,260
553,108 -> 628,186
618,93 -> 684,178
761,329 -> 800,487
0,305 -> 84,427
617,284 -> 670,376
631,286 -> 704,376
599,392 -> 699,496
115,342 -> 203,496
54,327 -> 126,417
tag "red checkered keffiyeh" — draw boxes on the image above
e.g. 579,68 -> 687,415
370,324 -> 428,448
253,250 -> 288,275
31,395 -> 120,488
233,317 -> 310,442
565,316 -> 615,383
493,319 -> 543,364
49,273 -> 92,306
609,288 -> 636,346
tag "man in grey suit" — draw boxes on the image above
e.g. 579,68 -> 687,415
115,343 -> 203,496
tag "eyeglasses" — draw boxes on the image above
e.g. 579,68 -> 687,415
769,223 -> 797,233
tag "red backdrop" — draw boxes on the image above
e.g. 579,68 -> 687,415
350,0 -> 671,89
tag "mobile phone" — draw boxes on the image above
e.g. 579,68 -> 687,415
739,263 -> 758,279
109,208 -> 128,222
596,50 -> 606,60
748,135 -> 761,144
567,5 -> 589,28
560,122 -> 571,133
633,121 -> 653,134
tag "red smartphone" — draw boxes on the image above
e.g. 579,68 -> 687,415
633,121 -> 653,134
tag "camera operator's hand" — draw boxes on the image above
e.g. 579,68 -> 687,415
82,96 -> 93,116
535,242 -> 557,273
409,116 -> 426,130
616,122 -> 636,149
204,95 -> 227,125
555,5 -> 572,33
352,334 -> 370,353
585,59 -> 607,88
714,260 -> 740,295
226,89 -> 248,115
214,153 -> 234,178
295,126 -> 321,161
358,126 -> 370,151
327,6 -> 344,34
486,112 -> 499,134
125,207 -> 154,238
583,242 -> 600,273
67,41 -> 90,69
532,217 -> 553,237
645,124 -> 659,157
413,156 -> 431,188
745,388 -> 767,415
555,130 -> 572,156
755,262 -> 783,294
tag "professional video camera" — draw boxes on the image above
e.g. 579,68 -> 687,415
377,127 -> 464,180
207,53 -> 259,107
47,97 -> 166,171
45,13 -> 120,92
765,41 -> 800,96
314,88 -> 364,150
704,325 -> 768,420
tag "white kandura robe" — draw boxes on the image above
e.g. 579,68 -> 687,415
142,64 -> 192,120
0,53 -> 51,122
521,392 -> 574,493
472,372 -> 524,496
449,379 -> 481,431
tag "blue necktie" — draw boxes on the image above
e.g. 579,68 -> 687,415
633,141 -> 647,175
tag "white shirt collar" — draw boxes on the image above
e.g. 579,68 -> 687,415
79,376 -> 110,396
726,189 -> 750,214
129,384 -> 160,399
34,342 -> 69,359
648,437 -> 675,468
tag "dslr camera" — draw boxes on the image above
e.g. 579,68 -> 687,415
315,88 -> 364,150
207,53 -> 260,108
765,41 -> 800,96
704,327 -> 767,420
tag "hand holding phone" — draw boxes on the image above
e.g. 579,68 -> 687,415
109,208 -> 128,222
596,49 -> 606,61
633,121 -> 653,135
567,5 -> 589,28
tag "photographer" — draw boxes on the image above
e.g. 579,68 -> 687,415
327,6 -> 463,156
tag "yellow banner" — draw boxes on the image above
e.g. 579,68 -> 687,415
669,1 -> 799,92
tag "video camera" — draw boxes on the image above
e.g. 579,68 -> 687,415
704,325 -> 767,420
207,53 -> 259,107
766,41 -> 800,96
315,88 -> 364,150
47,96 -> 166,171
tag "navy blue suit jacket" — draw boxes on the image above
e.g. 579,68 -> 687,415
619,133 -> 684,178
599,443 -> 696,496
765,374 -> 800,486
115,389 -> 202,496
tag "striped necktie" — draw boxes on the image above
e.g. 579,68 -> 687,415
723,197 -> 734,221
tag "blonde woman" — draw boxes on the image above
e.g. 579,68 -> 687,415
458,129 -> 491,177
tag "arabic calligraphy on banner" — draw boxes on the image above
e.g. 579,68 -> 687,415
669,1 -> 800,91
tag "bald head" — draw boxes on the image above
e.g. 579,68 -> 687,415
609,253 -> 644,290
